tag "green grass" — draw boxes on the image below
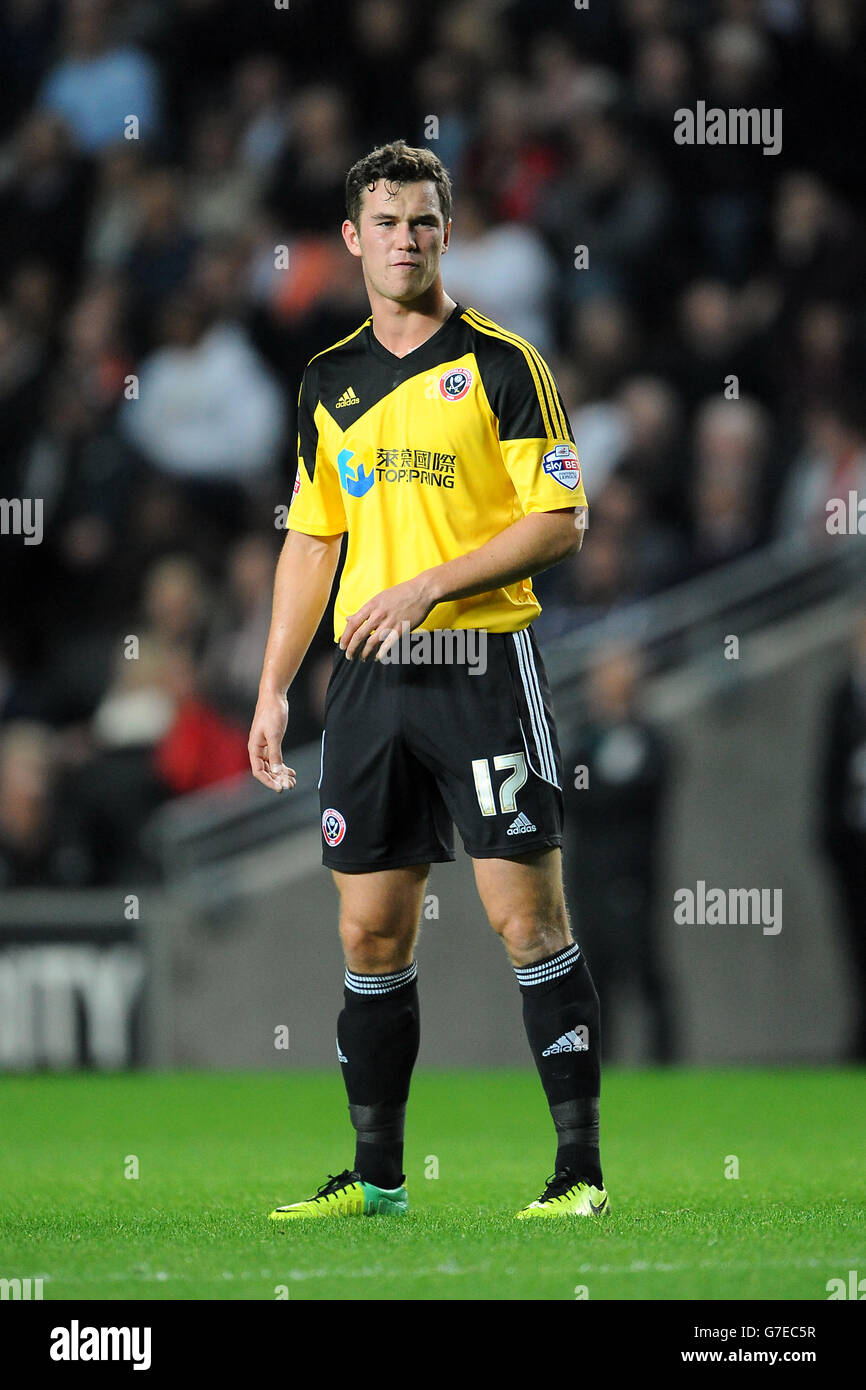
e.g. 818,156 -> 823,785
0,1069 -> 863,1300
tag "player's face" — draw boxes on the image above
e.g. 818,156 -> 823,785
344,179 -> 450,303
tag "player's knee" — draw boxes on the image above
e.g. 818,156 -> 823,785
339,917 -> 413,972
493,912 -> 571,966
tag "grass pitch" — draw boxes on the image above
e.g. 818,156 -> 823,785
1,1068 -> 863,1301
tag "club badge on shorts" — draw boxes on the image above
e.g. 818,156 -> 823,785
542,443 -> 582,490
322,808 -> 347,846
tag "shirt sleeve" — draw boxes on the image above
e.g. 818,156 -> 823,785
287,363 -> 347,536
494,345 -> 588,514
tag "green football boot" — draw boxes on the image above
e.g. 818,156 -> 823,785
515,1170 -> 610,1220
269,1168 -> 408,1220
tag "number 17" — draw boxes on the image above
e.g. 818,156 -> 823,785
472,753 -> 527,816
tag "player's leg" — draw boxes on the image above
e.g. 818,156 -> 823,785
333,862 -> 428,1191
473,846 -> 608,1216
271,643 -> 452,1221
270,864 -> 426,1221
472,844 -> 572,966
318,654 -> 450,1195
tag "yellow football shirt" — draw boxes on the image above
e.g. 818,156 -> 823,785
288,302 -> 587,640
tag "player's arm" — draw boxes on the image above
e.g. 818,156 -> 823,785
423,340 -> 589,603
341,507 -> 584,660
418,505 -> 584,605
250,361 -> 347,790
249,528 -> 343,792
342,335 -> 589,659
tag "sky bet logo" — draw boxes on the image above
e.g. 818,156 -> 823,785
338,448 -> 375,498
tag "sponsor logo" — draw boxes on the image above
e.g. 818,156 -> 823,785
375,446 -> 456,488
335,386 -> 360,408
542,443 -> 582,491
338,447 -> 375,498
507,811 -> 537,835
338,446 -> 458,493
292,468 -> 301,498
541,1027 -> 589,1056
322,808 -> 347,846
336,1039 -> 348,1064
439,367 -> 473,401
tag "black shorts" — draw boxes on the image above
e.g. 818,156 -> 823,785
317,625 -> 564,872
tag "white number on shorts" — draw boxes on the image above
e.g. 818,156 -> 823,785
471,752 -> 527,816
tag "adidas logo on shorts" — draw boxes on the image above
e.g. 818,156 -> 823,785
542,1027 -> 589,1056
507,811 -> 537,835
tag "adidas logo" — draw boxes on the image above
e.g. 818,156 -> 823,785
542,1027 -> 589,1056
335,387 -> 360,408
507,811 -> 537,835
336,1040 -> 348,1064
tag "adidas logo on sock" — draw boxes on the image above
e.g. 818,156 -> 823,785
507,811 -> 537,835
336,1039 -> 348,1064
335,386 -> 360,408
542,1027 -> 589,1056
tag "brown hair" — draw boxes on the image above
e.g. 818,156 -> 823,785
345,139 -> 453,228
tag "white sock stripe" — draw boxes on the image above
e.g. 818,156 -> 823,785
519,629 -> 558,785
317,729 -> 325,789
345,963 -> 417,986
345,961 -> 418,994
515,960 -> 580,986
513,631 -> 556,784
515,946 -> 579,975
514,943 -> 581,984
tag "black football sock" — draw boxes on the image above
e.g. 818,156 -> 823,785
515,942 -> 603,1188
337,961 -> 420,1190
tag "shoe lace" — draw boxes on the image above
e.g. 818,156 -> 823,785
537,1170 -> 586,1203
313,1169 -> 357,1202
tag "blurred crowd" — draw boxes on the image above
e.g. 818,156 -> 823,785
0,0 -> 865,887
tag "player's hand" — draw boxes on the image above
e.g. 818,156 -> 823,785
248,690 -> 296,792
340,575 -> 436,661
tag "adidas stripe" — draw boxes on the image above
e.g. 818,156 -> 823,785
345,961 -> 418,995
512,630 -> 559,786
514,943 -> 581,987
461,308 -> 570,441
